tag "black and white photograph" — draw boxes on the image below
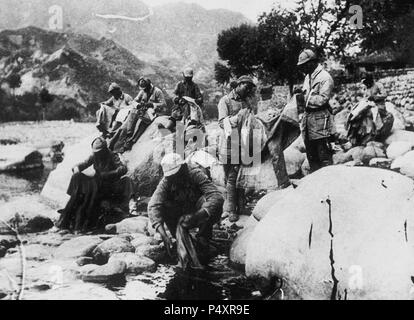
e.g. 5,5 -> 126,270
0,0 -> 414,304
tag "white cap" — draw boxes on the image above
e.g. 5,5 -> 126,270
161,153 -> 185,177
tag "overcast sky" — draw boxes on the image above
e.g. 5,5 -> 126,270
141,0 -> 297,21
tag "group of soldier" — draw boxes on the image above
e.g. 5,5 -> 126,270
57,48 -> 390,269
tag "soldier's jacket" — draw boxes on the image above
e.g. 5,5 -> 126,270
134,85 -> 166,114
148,165 -> 224,231
102,93 -> 134,110
301,64 -> 335,141
217,90 -> 251,161
77,151 -> 127,182
174,81 -> 204,106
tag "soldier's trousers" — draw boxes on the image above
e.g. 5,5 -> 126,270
304,137 -> 333,173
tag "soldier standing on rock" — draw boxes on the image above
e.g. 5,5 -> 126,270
148,153 -> 224,269
295,49 -> 335,173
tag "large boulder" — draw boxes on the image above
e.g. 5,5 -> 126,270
78,260 -> 127,283
245,166 -> 414,300
0,146 -> 43,173
385,130 -> 414,147
387,141 -> 412,160
41,134 -> 99,207
54,236 -> 104,259
0,196 -> 58,235
386,102 -> 406,130
391,151 -> 414,178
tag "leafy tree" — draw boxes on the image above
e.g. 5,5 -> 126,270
214,62 -> 232,85
6,72 -> 22,99
217,23 -> 262,77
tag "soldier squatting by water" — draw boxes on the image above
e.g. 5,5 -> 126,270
55,48 -> 393,271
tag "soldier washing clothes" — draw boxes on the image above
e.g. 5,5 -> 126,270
174,68 -> 204,108
148,153 -> 224,269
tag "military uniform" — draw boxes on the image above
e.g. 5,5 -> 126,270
148,165 -> 224,242
301,64 -> 335,172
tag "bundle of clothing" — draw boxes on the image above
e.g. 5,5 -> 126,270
346,99 -> 394,146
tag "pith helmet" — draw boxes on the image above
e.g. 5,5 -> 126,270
161,153 -> 185,177
297,49 -> 317,66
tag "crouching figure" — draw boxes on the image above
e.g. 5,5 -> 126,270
56,137 -> 133,233
148,153 -> 224,270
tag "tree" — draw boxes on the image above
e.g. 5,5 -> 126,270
257,8 -> 304,92
6,72 -> 22,99
214,62 -> 232,86
217,23 -> 262,77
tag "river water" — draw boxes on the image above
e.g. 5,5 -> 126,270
0,160 -> 258,300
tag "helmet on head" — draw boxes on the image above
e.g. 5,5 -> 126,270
183,68 -> 194,77
297,49 -> 317,66
161,153 -> 185,177
91,137 -> 108,153
237,75 -> 256,87
108,82 -> 121,93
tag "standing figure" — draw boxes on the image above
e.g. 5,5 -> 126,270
217,75 -> 256,222
296,49 -> 335,173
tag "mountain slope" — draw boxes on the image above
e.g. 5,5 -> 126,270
0,26 -> 176,121
0,1 -> 250,84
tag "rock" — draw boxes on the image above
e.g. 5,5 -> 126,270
391,151 -> 414,178
105,217 -> 149,235
76,257 -> 95,267
41,134 -> 99,207
386,102 -> 406,130
0,146 -> 43,172
123,281 -> 159,300
131,234 -> 159,249
290,137 -> 306,153
0,235 -> 19,249
108,253 -> 157,274
135,244 -> 166,263
386,141 -> 412,160
284,147 -> 306,177
80,260 -> 126,283
229,223 -> 257,268
92,237 -> 135,264
361,144 -> 386,164
235,215 -> 251,229
246,166 -> 414,300
23,282 -> 119,300
0,245 -> 6,258
385,130 -> 414,146
347,146 -> 365,163
54,236 -> 103,259
8,244 -> 52,262
369,158 -> 392,168
301,158 -> 310,176
333,151 -> 353,165
252,188 -> 295,222
0,196 -> 58,235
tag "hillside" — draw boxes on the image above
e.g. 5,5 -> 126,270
0,26 -> 176,121
0,0 -> 250,85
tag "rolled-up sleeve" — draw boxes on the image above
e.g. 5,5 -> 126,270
191,169 -> 224,218
76,155 -> 94,172
148,179 -> 169,230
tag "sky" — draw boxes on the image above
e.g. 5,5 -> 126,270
141,0 -> 298,21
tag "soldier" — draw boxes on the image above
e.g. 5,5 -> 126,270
174,68 -> 204,107
96,83 -> 134,137
217,75 -> 256,222
296,49 -> 335,173
148,153 -> 224,269
57,137 -> 133,232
